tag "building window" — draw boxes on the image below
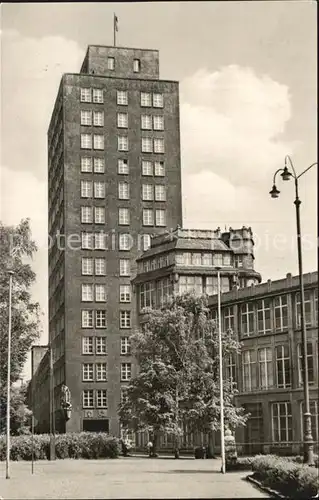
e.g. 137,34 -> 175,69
241,303 -> 255,336
120,259 -> 130,277
258,347 -> 273,389
82,337 -> 94,355
274,295 -> 288,331
118,136 -> 129,151
140,282 -> 156,309
120,310 -> 131,329
94,157 -> 105,173
234,255 -> 243,268
141,92 -> 152,107
223,306 -> 235,332
81,180 -> 93,198
121,387 -> 128,404
82,363 -> 94,381
107,57 -> 115,70
154,161 -> 165,176
223,254 -> 231,266
96,337 -> 107,355
95,258 -> 106,276
153,115 -> 164,131
94,181 -> 105,198
80,88 -> 92,102
121,337 -> 131,355
153,138 -> 165,154
153,93 -> 164,108
225,353 -> 236,387
96,363 -> 107,381
82,258 -> 93,276
143,209 -> 154,226
141,115 -> 152,130
95,284 -> 106,302
142,160 -> 153,176
81,110 -> 92,126
142,234 -> 151,251
213,253 -> 223,267
81,232 -> 93,249
276,345 -> 291,388
192,253 -> 201,266
257,299 -> 271,334
96,389 -> 107,408
94,233 -> 106,250
117,159 -> 129,175
242,350 -> 257,391
202,253 -> 212,266
93,135 -> 104,150
297,342 -> 314,386
141,137 -> 153,153
272,402 -> 292,443
81,134 -> 92,149
120,284 -> 131,303
93,88 -> 103,104
155,209 -> 166,227
296,291 -> 312,326
117,112 -> 128,128
118,182 -> 129,200
119,208 -> 130,225
179,276 -> 203,296
95,207 -> 105,224
81,206 -> 93,224
133,59 -> 140,72
93,111 -> 104,127
119,233 -> 131,251
117,90 -> 128,106
82,284 -> 93,302
300,401 -> 318,442
155,185 -> 166,201
157,277 -> 172,307
121,363 -> 132,381
142,184 -> 154,201
82,310 -> 93,328
96,310 -> 107,328
81,156 -> 93,173
82,389 -> 94,408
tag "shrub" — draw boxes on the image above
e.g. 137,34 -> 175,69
0,432 -> 120,461
290,454 -> 319,468
250,454 -> 319,499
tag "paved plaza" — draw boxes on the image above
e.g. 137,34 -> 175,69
0,456 -> 270,499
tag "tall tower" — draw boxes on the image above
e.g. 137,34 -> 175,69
48,45 -> 182,435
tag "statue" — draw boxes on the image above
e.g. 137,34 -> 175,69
61,384 -> 72,410
224,428 -> 237,467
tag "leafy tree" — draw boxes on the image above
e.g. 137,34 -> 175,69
0,219 -> 41,431
0,383 -> 32,435
119,293 -> 248,456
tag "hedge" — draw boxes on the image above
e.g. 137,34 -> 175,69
250,454 -> 319,499
0,433 -> 120,461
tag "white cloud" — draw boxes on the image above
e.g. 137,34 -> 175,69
180,66 -> 295,186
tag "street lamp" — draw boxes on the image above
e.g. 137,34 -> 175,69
270,155 -> 317,466
216,268 -> 226,474
6,269 -> 14,480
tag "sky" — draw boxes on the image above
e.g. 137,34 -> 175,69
0,2 -> 317,377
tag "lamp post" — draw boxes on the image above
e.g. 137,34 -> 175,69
269,155 -> 317,466
216,268 -> 226,474
6,270 -> 14,480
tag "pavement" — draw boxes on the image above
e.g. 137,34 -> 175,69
0,455 -> 270,499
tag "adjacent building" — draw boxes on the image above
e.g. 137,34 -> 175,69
44,44 -> 182,435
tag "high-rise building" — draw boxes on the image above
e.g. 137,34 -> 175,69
47,45 -> 182,435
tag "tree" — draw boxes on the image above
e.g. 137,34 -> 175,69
0,219 -> 41,431
118,293 -> 248,457
0,383 -> 32,435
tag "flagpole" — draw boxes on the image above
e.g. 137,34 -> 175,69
114,14 -> 117,47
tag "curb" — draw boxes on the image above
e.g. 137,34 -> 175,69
246,474 -> 286,499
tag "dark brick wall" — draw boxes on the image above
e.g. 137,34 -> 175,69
60,70 -> 182,434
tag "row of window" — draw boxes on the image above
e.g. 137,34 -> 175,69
80,157 -> 165,177
81,226 -> 164,252
176,252 -> 244,268
83,389 -> 108,408
81,256 -> 139,278
80,134 -> 165,153
81,110 -> 165,131
237,342 -> 317,392
81,309 -> 131,329
271,401 -> 318,443
80,89 -> 164,108
80,182 -> 166,201
101,56 -> 141,73
82,336 -> 131,355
